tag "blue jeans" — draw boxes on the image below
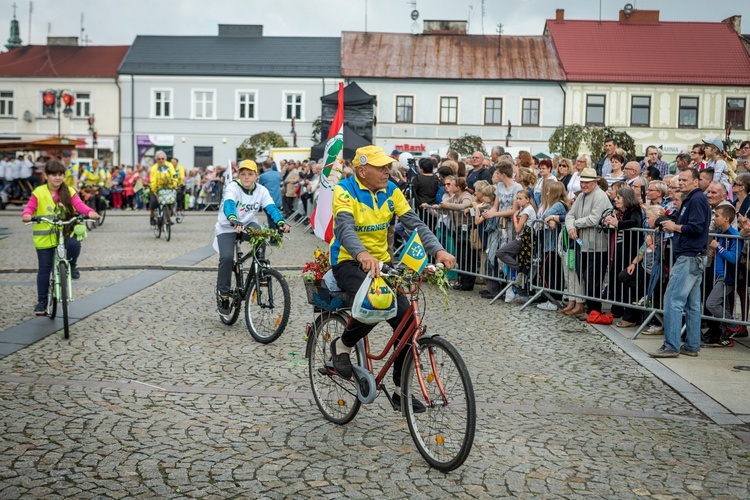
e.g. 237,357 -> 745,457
663,255 -> 705,352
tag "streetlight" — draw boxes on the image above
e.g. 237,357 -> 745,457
42,89 -> 75,137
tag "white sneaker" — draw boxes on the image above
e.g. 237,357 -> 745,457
536,301 -> 558,311
504,287 -> 517,303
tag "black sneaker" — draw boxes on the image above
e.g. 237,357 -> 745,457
34,302 -> 46,316
392,391 -> 427,413
150,217 -> 156,226
217,296 -> 231,316
71,268 -> 80,280
330,338 -> 353,379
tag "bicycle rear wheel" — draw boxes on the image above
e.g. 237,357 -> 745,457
152,210 -> 161,238
219,269 -> 242,326
46,270 -> 56,319
402,335 -> 476,472
244,268 -> 290,344
307,313 -> 361,424
58,261 -> 70,339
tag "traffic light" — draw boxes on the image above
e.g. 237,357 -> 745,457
61,91 -> 75,117
43,90 -> 56,116
88,115 -> 94,127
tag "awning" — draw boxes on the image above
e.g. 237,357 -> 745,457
0,136 -> 86,152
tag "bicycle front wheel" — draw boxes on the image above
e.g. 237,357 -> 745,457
307,313 -> 361,424
244,268 -> 290,344
402,335 -> 476,472
97,201 -> 106,226
164,216 -> 172,241
46,270 -> 56,319
58,261 -> 70,340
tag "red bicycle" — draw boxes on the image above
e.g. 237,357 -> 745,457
306,264 -> 476,472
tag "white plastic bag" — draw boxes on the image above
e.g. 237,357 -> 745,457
351,268 -> 397,324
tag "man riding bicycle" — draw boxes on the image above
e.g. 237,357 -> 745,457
328,145 -> 456,411
78,158 -> 109,213
148,152 -> 178,226
214,159 -> 291,315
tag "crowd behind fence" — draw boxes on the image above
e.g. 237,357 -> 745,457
413,203 -> 749,342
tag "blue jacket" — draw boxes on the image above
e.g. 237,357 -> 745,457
715,227 -> 742,286
673,188 -> 711,258
258,169 -> 283,207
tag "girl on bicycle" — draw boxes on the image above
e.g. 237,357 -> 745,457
213,159 -> 290,315
21,160 -> 98,315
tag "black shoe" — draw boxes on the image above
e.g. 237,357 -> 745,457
392,391 -> 427,414
330,338 -> 353,379
71,268 -> 80,280
217,296 -> 231,316
150,217 -> 156,226
34,302 -> 46,316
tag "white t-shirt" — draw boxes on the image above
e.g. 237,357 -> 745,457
212,180 -> 276,251
495,181 -> 523,212
520,205 -> 537,228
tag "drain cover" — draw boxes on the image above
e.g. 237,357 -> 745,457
734,366 -> 750,371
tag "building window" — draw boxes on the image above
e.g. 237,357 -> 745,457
192,90 -> 216,119
585,95 -> 606,126
237,91 -> 256,120
153,89 -> 172,118
284,93 -> 303,120
678,97 -> 699,129
726,98 -> 746,130
630,96 -> 651,127
522,98 -> 540,126
439,96 -> 458,124
194,146 -> 213,168
396,96 -> 413,123
484,98 -> 503,125
75,92 -> 91,118
0,91 -> 13,117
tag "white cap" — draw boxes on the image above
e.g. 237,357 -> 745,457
206,165 -> 215,172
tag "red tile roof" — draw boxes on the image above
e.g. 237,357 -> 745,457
342,31 -> 565,81
545,19 -> 750,86
0,45 -> 129,78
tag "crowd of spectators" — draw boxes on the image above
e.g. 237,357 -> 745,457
383,139 -> 750,351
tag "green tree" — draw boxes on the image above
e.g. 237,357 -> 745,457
586,126 -> 636,161
548,125 -> 586,159
311,116 -> 321,145
237,131 -> 289,160
448,134 -> 486,157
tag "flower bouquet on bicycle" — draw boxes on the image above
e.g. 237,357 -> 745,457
213,159 -> 292,343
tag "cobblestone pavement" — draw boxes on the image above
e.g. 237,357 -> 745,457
1,211 -> 750,498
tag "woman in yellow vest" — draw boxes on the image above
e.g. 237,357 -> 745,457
21,160 -> 98,315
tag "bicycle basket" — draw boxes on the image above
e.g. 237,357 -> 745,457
304,280 -> 345,310
157,189 -> 177,204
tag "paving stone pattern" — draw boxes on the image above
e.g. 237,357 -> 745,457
1,211 -> 749,497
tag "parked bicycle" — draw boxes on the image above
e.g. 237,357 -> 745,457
152,187 -> 175,241
27,214 -> 87,339
218,226 -> 291,343
306,264 -> 476,472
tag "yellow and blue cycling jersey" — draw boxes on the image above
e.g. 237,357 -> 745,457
329,175 -> 410,265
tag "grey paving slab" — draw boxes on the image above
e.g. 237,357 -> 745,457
0,210 -> 749,497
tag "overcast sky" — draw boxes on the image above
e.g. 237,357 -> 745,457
7,0 -> 750,46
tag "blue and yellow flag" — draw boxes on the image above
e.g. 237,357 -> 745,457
399,229 -> 428,274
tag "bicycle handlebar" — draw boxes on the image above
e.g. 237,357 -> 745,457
28,214 -> 87,225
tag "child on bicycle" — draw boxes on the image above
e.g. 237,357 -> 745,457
214,160 -> 291,315
21,159 -> 98,315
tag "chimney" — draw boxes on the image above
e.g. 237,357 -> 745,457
218,25 -> 263,37
423,20 -> 467,35
722,15 -> 742,35
555,9 -> 564,22
619,9 -> 660,24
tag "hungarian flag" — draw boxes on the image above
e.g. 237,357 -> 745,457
311,82 -> 344,242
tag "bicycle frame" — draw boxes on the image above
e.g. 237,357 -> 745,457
233,233 -> 265,300
51,224 -> 73,302
355,273 -> 449,408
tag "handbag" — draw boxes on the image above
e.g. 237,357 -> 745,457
562,228 -> 576,270
469,228 -> 482,250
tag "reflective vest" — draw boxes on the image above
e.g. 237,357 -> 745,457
31,184 -> 75,249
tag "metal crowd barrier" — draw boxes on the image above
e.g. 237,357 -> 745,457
407,204 -> 749,342
200,180 -> 223,211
